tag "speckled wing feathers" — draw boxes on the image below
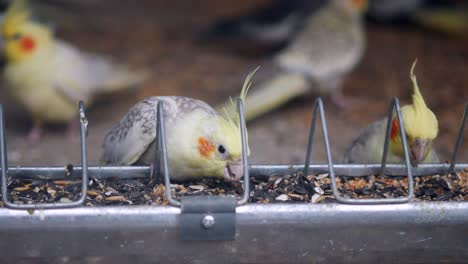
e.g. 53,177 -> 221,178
344,118 -> 440,164
101,96 -> 218,165
343,119 -> 387,163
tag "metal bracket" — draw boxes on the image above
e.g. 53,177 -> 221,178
155,98 -> 247,240
180,196 -> 236,241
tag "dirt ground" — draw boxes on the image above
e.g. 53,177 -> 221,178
0,0 -> 467,167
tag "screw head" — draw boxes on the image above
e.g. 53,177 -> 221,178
201,215 -> 215,229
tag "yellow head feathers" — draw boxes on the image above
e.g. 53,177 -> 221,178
401,60 -> 438,140
216,67 -> 258,158
1,0 -> 31,37
222,67 -> 259,130
409,60 -> 429,112
1,0 -> 53,63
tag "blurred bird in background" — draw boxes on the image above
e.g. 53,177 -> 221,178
367,0 -> 424,22
0,0 -> 148,143
215,0 -> 368,122
101,70 -> 256,181
413,2 -> 468,37
368,0 -> 468,37
344,61 -> 439,166
204,0 -> 326,50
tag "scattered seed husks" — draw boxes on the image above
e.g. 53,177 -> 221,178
1,170 -> 466,206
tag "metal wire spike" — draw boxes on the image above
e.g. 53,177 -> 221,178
381,98 -> 413,175
303,98 -> 334,180
449,104 -> 468,174
330,97 -> 414,204
1,102 -> 89,210
79,101 -> 88,128
157,101 -> 180,207
0,105 -> 8,190
160,98 -> 251,207
0,98 -> 465,209
237,98 -> 250,206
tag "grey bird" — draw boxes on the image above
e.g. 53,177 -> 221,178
343,61 -> 440,166
101,72 -> 257,181
218,0 -> 368,121
204,0 -> 325,47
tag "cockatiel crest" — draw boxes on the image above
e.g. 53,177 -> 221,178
222,67 -> 258,132
389,60 -> 439,164
217,68 -> 257,157
1,0 -> 30,36
344,60 -> 439,165
1,0 -> 52,63
398,60 -> 438,140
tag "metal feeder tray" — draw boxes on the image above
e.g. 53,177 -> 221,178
0,99 -> 466,264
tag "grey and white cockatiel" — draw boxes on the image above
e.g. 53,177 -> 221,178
1,0 -> 148,142
344,61 -> 440,165
101,71 -> 256,181
217,0 -> 368,121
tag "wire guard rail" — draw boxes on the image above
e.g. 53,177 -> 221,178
153,99 -> 250,240
449,104 -> 467,174
331,98 -> 413,204
0,99 -> 466,208
155,98 -> 250,207
0,101 -> 89,210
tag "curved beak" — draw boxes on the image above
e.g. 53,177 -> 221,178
410,139 -> 429,165
223,159 -> 244,181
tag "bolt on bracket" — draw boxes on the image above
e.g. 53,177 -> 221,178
180,196 -> 236,241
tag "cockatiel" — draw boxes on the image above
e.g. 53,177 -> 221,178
344,61 -> 439,165
101,71 -> 256,181
217,0 -> 367,121
1,0 -> 147,142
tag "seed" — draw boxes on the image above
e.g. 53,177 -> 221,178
105,196 -> 126,201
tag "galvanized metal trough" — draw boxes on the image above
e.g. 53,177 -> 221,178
0,99 -> 466,264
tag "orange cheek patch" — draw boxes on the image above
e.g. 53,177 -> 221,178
20,36 -> 35,52
390,118 -> 399,141
198,137 -> 215,157
352,0 -> 365,9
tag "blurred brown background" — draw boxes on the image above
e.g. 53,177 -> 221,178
0,0 -> 467,166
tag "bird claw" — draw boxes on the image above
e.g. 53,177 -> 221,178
27,125 -> 43,145
66,119 -> 80,141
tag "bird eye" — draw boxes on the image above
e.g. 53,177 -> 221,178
11,33 -> 22,41
218,145 -> 226,154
